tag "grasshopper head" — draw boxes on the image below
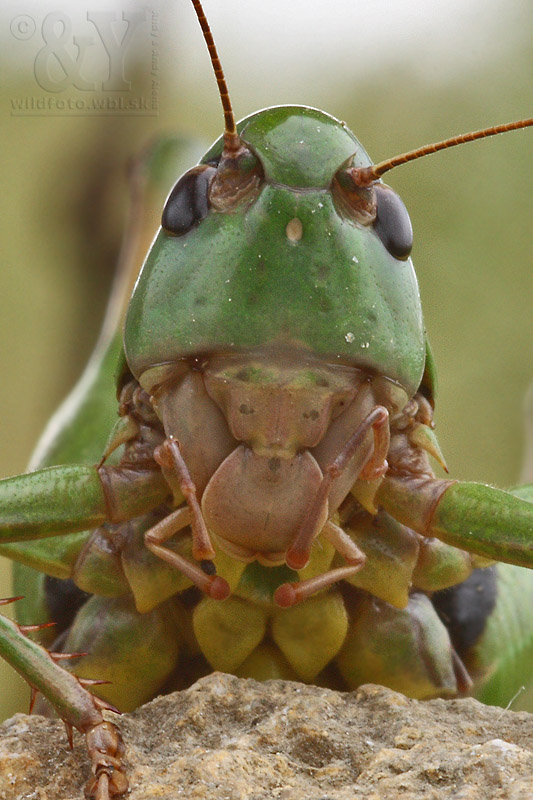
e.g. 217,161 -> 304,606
125,106 -> 426,399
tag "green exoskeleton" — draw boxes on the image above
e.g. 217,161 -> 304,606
1,1 -> 533,797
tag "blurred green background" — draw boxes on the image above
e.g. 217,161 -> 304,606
0,0 -> 532,718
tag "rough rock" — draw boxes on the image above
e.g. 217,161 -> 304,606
0,674 -> 532,800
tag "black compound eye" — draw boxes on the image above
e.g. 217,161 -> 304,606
161,165 -> 216,236
373,183 -> 413,260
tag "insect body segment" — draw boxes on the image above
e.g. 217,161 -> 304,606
0,109 -> 532,725
1,1 -> 533,797
0,107 -> 531,728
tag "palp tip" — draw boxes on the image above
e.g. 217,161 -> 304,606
274,583 -> 298,608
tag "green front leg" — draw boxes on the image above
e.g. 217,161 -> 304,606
430,482 -> 533,566
377,476 -> 533,568
372,475 -> 533,707
0,464 -> 168,546
0,598 -> 128,798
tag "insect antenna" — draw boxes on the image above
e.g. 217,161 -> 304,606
190,0 -> 240,153
353,117 -> 533,185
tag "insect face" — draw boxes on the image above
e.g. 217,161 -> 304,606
125,105 -> 425,398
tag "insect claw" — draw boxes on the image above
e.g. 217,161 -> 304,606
451,648 -> 474,695
93,697 -> 121,714
28,687 -> 38,715
93,771 -> 109,800
64,721 -> 74,750
95,772 -> 113,800
90,767 -> 129,800
85,721 -> 128,798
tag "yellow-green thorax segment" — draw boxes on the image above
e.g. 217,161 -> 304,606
124,106 -> 426,396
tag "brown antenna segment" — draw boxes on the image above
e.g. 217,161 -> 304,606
353,117 -> 533,185
190,0 -> 239,147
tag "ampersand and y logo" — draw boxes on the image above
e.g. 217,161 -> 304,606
33,11 -> 147,92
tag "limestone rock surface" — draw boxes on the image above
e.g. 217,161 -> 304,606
0,674 -> 532,799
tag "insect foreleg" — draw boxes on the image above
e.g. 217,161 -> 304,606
0,464 -> 168,546
378,475 -> 533,568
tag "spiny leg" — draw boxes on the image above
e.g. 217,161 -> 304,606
0,598 -> 128,799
